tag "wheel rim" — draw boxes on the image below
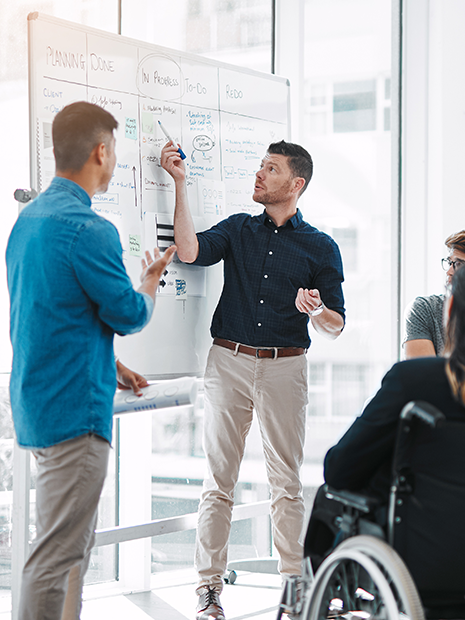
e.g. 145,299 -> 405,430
302,536 -> 424,620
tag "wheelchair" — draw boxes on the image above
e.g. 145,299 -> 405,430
277,401 -> 465,620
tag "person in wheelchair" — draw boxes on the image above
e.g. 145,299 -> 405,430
303,265 -> 465,618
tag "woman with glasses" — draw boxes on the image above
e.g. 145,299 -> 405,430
403,230 -> 465,359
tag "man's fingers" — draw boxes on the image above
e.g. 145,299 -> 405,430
129,378 -> 142,395
164,245 -> 177,260
158,245 -> 177,268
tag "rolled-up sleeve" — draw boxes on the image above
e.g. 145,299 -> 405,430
73,218 -> 154,335
193,218 -> 233,267
313,240 -> 345,320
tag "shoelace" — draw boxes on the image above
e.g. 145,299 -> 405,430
205,587 -> 220,607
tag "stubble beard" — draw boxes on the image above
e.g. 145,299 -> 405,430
253,178 -> 293,206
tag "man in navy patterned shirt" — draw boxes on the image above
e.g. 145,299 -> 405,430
161,139 -> 345,620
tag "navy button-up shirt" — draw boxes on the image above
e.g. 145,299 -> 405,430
6,177 -> 154,448
193,209 -> 345,349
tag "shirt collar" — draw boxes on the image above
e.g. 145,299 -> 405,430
259,208 -> 303,229
51,177 -> 92,208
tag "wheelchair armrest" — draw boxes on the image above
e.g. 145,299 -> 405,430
324,485 -> 381,514
400,400 -> 445,427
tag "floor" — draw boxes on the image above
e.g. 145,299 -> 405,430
81,568 -> 283,620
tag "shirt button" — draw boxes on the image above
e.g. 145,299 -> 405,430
274,229 -> 278,234
269,251 -> 273,255
264,274 -> 268,278
260,300 -> 264,304
258,323 -> 262,327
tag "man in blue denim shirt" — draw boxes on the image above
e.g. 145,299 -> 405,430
162,139 -> 345,620
6,102 -> 175,620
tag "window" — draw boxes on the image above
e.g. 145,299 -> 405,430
2,0 -> 398,607
333,80 -> 377,133
332,227 -> 358,272
384,77 -> 391,131
301,0 -> 394,461
332,364 -> 370,417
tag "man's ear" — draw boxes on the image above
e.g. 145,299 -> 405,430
292,177 -> 305,195
93,142 -> 106,166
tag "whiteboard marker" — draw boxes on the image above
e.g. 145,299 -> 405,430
158,121 -> 186,160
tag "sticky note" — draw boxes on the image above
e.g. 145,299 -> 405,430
43,122 -> 53,149
129,234 -> 142,256
125,118 -> 137,140
142,112 -> 154,134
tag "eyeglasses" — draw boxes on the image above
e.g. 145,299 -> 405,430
442,257 -> 465,272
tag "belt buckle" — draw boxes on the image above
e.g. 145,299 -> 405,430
256,348 -> 278,359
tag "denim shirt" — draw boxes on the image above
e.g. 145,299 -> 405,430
6,177 -> 154,448
194,209 -> 345,348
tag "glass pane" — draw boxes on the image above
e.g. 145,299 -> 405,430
151,405 -> 201,575
332,364 -> 370,416
384,106 -> 391,131
121,0 -> 272,73
333,80 -> 377,132
302,0 -> 393,506
0,380 -> 14,595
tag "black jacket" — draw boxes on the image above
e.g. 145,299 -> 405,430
324,357 -> 465,502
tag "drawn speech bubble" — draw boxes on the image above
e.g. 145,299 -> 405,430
192,135 -> 214,151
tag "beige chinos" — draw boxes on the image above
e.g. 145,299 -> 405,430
18,433 -> 110,620
195,344 -> 308,594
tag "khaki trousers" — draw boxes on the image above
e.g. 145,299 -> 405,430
195,344 -> 308,593
19,433 -> 110,620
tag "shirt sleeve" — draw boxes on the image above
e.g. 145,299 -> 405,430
72,217 -> 154,335
193,216 -> 237,267
313,238 -> 346,320
324,362 -> 407,491
403,296 -> 435,344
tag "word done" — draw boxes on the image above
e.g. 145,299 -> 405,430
90,53 -> 114,72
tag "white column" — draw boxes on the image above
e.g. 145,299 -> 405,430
11,444 -> 30,620
401,0 -> 431,310
118,412 -> 152,591
275,0 -> 305,142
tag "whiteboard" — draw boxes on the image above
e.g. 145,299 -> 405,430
28,12 -> 290,378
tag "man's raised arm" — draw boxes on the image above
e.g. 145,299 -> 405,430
161,142 -> 199,263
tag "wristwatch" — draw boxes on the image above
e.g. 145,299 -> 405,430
309,302 -> 324,317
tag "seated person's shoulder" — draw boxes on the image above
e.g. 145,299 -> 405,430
406,293 -> 444,316
387,357 -> 447,390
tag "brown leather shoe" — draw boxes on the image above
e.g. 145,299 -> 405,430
196,586 -> 225,620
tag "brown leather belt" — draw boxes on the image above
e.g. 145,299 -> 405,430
213,338 -> 306,359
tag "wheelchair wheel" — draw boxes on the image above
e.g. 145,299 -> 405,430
303,535 -> 424,620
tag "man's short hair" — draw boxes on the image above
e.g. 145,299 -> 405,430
445,230 -> 465,254
267,140 -> 313,195
52,101 -> 118,172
